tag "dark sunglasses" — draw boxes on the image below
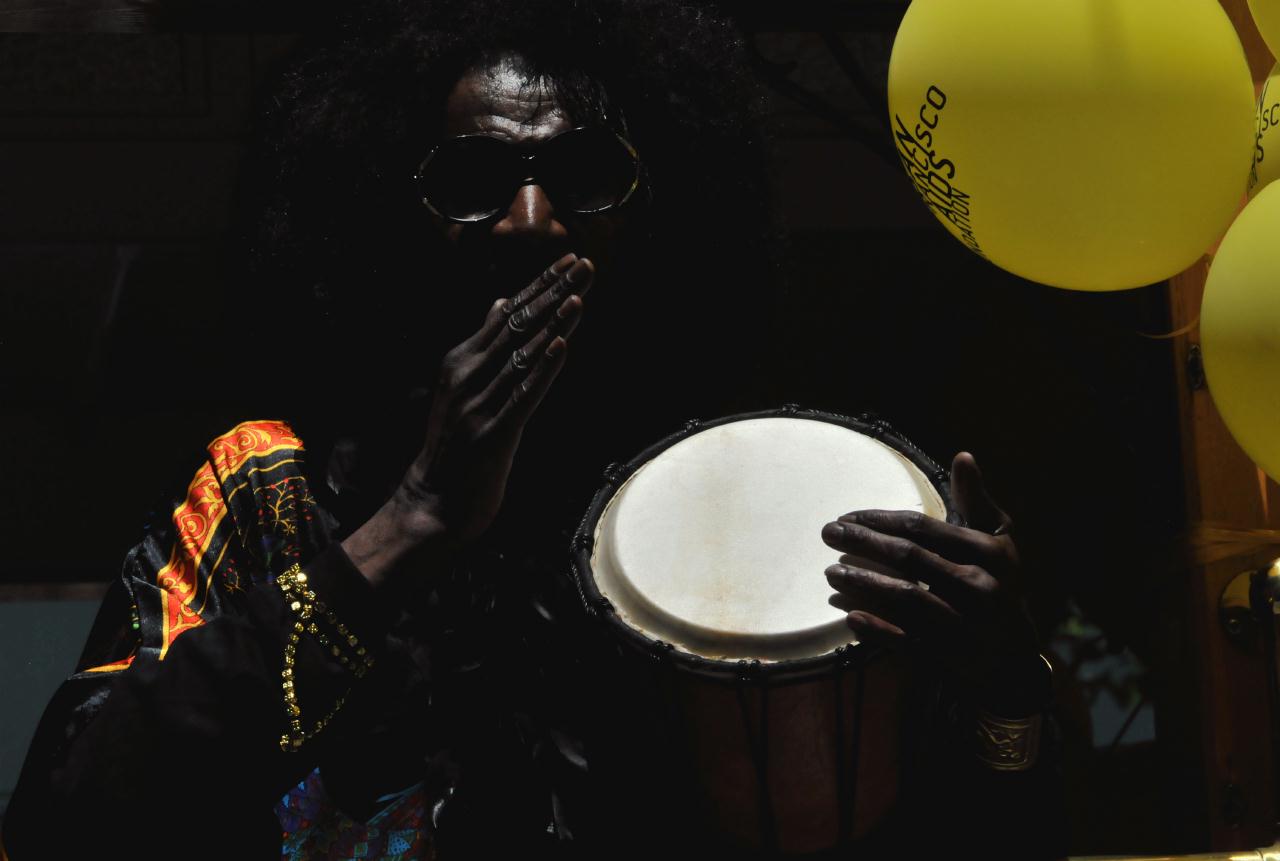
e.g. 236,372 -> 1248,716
413,125 -> 642,223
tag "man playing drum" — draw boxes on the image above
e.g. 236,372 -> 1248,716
3,1 -> 1064,858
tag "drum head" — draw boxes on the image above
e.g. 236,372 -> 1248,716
589,415 -> 948,662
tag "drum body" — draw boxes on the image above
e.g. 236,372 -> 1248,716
571,408 -> 955,854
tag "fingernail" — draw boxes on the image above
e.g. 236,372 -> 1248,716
822,522 -> 845,541
556,295 -> 581,320
824,564 -> 847,581
546,337 -> 565,357
565,259 -> 591,285
554,253 -> 577,272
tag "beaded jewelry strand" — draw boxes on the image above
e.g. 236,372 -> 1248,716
275,562 -> 376,752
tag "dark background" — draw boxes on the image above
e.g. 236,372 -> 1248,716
0,5 -> 1195,854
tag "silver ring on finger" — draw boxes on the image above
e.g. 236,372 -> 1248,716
511,348 -> 531,371
508,309 -> 529,333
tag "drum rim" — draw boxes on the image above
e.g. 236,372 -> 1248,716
569,404 -> 957,683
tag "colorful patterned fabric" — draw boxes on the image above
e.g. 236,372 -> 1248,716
79,419 -> 316,673
277,769 -> 432,861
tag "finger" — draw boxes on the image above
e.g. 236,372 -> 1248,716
462,254 -> 577,352
826,564 -> 962,641
950,452 -> 1011,535
838,553 -> 914,581
539,293 -> 585,341
837,509 -> 1002,568
834,550 -> 915,584
821,520 -> 987,609
500,335 -> 569,426
485,257 -> 594,361
509,252 -> 579,313
843,610 -> 907,648
473,294 -> 584,412
508,258 -> 594,336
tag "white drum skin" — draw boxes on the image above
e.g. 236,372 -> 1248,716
591,417 -> 946,661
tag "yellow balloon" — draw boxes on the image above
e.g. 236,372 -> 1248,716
1201,182 -> 1280,482
1250,63 -> 1280,199
1248,0 -> 1280,61
887,0 -> 1256,291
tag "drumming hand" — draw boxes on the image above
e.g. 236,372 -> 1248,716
821,452 -> 1037,673
341,253 -> 595,590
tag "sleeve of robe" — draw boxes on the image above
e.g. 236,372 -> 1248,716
0,420 -> 397,861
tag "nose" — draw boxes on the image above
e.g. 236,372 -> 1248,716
490,183 -> 569,243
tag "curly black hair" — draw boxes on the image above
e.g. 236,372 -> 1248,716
230,0 -> 787,465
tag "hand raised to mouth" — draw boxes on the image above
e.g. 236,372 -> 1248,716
341,251 -> 596,591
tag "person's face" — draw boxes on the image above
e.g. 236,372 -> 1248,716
429,54 -> 634,303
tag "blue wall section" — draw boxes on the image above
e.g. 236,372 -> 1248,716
0,601 -> 102,818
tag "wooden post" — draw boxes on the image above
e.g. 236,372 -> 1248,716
1164,2 -> 1278,848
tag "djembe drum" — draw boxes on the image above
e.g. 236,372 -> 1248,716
571,407 -> 956,855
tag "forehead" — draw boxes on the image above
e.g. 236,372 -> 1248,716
443,55 -> 573,143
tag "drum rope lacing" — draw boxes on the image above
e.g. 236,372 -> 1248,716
733,659 -> 780,852
832,644 -> 861,845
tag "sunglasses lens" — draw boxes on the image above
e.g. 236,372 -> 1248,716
541,128 -> 640,212
417,136 -> 515,221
